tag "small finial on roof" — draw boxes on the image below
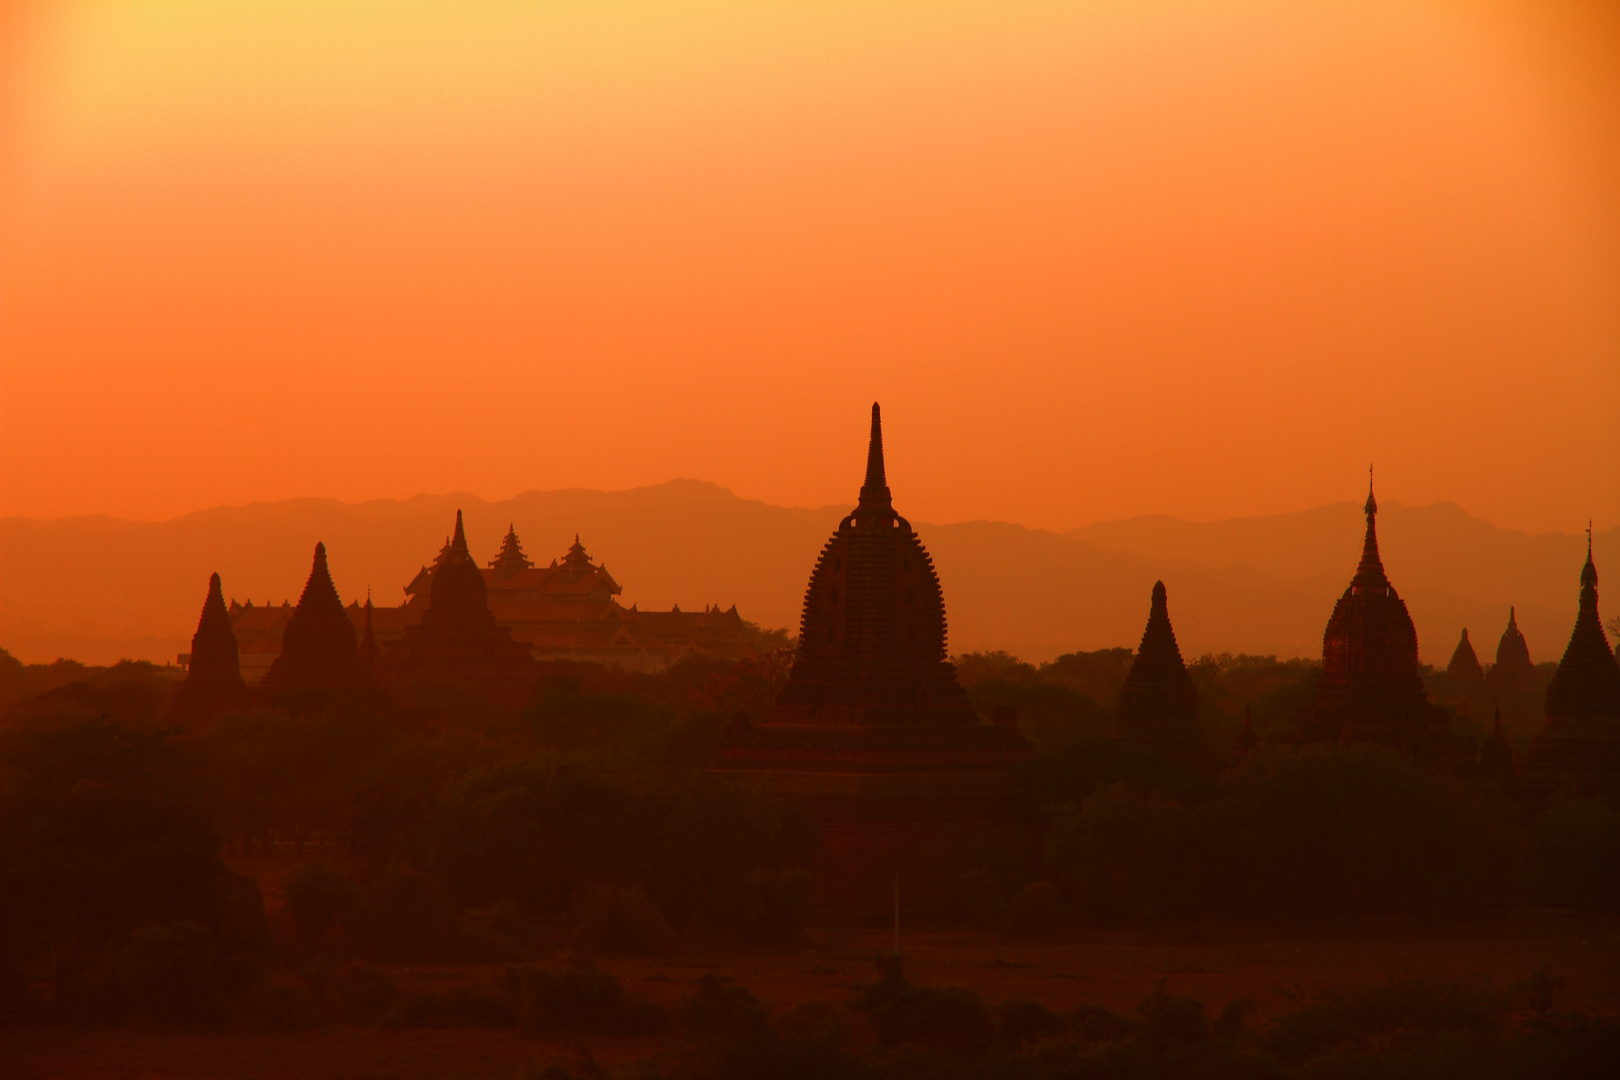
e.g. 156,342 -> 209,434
858,402 -> 893,512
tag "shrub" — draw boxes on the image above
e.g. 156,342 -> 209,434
346,865 -> 457,962
848,954 -> 996,1055
1261,975 -> 1503,1066
397,986 -> 516,1030
1534,798 -> 1620,909
995,998 -> 1066,1046
1045,785 -> 1188,921
117,922 -> 223,1029
571,883 -> 674,954
282,863 -> 359,944
333,963 -> 399,1025
680,973 -> 771,1035
501,956 -> 666,1036
1000,881 -> 1069,940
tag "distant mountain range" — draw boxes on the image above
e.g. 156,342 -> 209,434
0,480 -> 1609,668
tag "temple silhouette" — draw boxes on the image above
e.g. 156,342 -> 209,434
714,404 -> 1030,913
388,511 -> 534,704
257,542 -> 376,702
1303,475 -> 1450,755
229,529 -> 751,682
168,572 -> 247,722
1523,534 -> 1620,799
1117,581 -> 1207,764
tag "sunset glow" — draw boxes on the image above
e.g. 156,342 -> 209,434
3,0 -> 1616,533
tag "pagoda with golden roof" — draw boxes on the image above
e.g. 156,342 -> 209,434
715,404 -> 1030,913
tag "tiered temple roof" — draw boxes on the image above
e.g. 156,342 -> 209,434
1308,476 -> 1449,754
390,511 -> 534,700
258,543 -> 375,700
715,404 -> 1029,914
169,572 -> 247,721
488,524 -> 534,580
1117,581 -> 1206,762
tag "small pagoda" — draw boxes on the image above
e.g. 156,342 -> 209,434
168,572 -> 248,722
1117,581 -> 1207,764
714,404 -> 1030,914
1522,533 -> 1620,799
258,542 -> 376,702
1445,628 -> 1492,725
1485,606 -> 1540,732
1305,475 -> 1449,755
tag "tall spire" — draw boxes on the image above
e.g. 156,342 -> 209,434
297,542 -> 345,615
450,510 -> 470,558
1583,522 -> 1597,591
1352,467 -> 1388,589
858,402 -> 893,512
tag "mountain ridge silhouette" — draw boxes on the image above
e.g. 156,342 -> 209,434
2,480 -> 1609,668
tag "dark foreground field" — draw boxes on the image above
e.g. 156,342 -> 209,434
7,913 -> 1617,1080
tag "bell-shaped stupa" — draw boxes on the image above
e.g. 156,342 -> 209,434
1307,475 -> 1449,753
169,572 -> 248,720
1117,581 -> 1206,762
716,404 -> 1029,914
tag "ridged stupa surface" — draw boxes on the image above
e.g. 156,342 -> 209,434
716,404 -> 1029,914
169,572 -> 247,720
1308,480 -> 1448,752
258,543 -> 373,699
1117,581 -> 1206,761
770,405 -> 975,727
391,511 -> 534,700
1524,540 -> 1620,798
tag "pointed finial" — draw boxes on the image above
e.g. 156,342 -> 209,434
1364,464 -> 1377,517
858,402 -> 893,511
450,510 -> 469,555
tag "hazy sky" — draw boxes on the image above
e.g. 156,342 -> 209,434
3,1 -> 1616,533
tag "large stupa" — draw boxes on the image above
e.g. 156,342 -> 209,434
715,404 -> 1029,914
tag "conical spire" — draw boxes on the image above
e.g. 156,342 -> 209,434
297,542 -> 346,615
449,510 -> 470,558
170,570 -> 247,718
1118,580 -> 1203,756
858,402 -> 893,512
1447,628 -> 1485,684
260,542 -> 370,698
1351,468 -> 1388,589
1545,535 -> 1620,719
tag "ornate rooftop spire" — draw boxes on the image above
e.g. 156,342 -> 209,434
488,523 -> 534,577
1544,533 -> 1620,720
857,402 -> 893,513
298,542 -> 345,616
1352,467 -> 1388,590
450,510 -> 470,557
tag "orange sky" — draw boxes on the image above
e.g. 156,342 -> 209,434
2,1 -> 1616,534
